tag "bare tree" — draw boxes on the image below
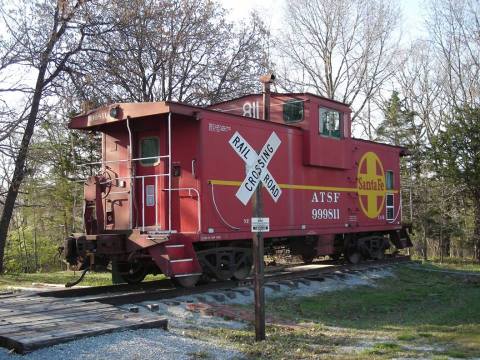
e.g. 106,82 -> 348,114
277,0 -> 400,122
70,0 -> 271,105
0,0 -> 107,272
394,40 -> 448,144
427,0 -> 480,108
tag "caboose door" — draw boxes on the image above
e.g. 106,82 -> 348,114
134,130 -> 166,231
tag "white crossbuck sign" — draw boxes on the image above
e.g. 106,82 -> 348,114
229,131 -> 282,205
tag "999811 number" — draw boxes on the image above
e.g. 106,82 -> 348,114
312,208 -> 340,220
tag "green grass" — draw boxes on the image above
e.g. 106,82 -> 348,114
187,262 -> 480,359
362,342 -> 401,356
276,267 -> 480,330
0,271 -> 164,289
421,258 -> 480,273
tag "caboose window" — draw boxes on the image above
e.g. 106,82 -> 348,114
386,171 -> 394,190
283,99 -> 304,123
319,108 -> 341,138
386,194 -> 394,220
140,137 -> 159,166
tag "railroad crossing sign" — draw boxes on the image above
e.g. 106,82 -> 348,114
229,131 -> 282,205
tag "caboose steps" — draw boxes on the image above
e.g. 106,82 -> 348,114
147,240 -> 203,280
164,244 -> 187,259
169,258 -> 193,263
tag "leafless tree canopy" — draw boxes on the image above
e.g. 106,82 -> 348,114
428,0 -> 480,108
278,0 -> 400,121
69,0 -> 271,106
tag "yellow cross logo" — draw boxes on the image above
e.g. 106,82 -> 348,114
357,152 -> 386,219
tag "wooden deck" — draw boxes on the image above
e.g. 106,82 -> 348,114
0,292 -> 168,354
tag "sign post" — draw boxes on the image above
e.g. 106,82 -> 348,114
228,73 -> 277,342
252,183 -> 265,341
229,129 -> 280,342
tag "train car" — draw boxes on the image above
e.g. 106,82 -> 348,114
63,78 -> 412,287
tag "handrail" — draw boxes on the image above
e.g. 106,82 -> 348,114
76,173 -> 201,233
165,187 -> 201,233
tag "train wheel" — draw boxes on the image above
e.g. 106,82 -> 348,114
301,253 -> 315,264
172,274 -> 201,288
233,250 -> 253,280
216,254 -> 235,280
121,263 -> 147,284
372,248 -> 385,260
346,251 -> 362,264
197,247 -> 252,281
330,254 -> 341,261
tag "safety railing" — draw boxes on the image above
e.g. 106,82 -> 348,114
165,187 -> 201,233
72,113 -> 201,234
99,174 -> 200,233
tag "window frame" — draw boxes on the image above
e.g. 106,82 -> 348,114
386,193 -> 395,221
283,99 -> 304,124
318,107 -> 342,139
139,136 -> 160,167
385,170 -> 394,190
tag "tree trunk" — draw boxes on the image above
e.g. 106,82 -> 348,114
474,194 -> 480,262
0,65 -> 47,272
423,223 -> 428,261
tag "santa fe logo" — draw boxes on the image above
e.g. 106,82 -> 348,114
229,131 -> 282,205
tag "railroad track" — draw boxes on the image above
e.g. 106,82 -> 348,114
39,255 -> 411,306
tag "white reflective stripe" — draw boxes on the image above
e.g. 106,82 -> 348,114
174,272 -> 202,277
169,258 -> 193,263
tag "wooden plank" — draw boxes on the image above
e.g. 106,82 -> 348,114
0,299 -> 71,310
0,302 -> 115,322
2,315 -> 168,354
0,293 -> 168,354
6,311 -> 164,338
0,301 -> 115,321
0,295 -> 57,303
0,292 -> 16,299
0,306 -> 121,330
22,316 -> 168,352
0,308 -> 127,335
0,298 -> 111,315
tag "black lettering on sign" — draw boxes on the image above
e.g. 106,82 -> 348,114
232,136 -> 240,147
261,149 -> 271,162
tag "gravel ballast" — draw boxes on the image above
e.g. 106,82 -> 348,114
0,328 -> 243,360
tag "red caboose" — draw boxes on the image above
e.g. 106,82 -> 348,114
64,86 -> 412,287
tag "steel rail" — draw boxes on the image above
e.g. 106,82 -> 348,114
39,256 -> 411,305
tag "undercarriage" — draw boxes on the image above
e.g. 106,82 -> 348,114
61,226 -> 412,287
